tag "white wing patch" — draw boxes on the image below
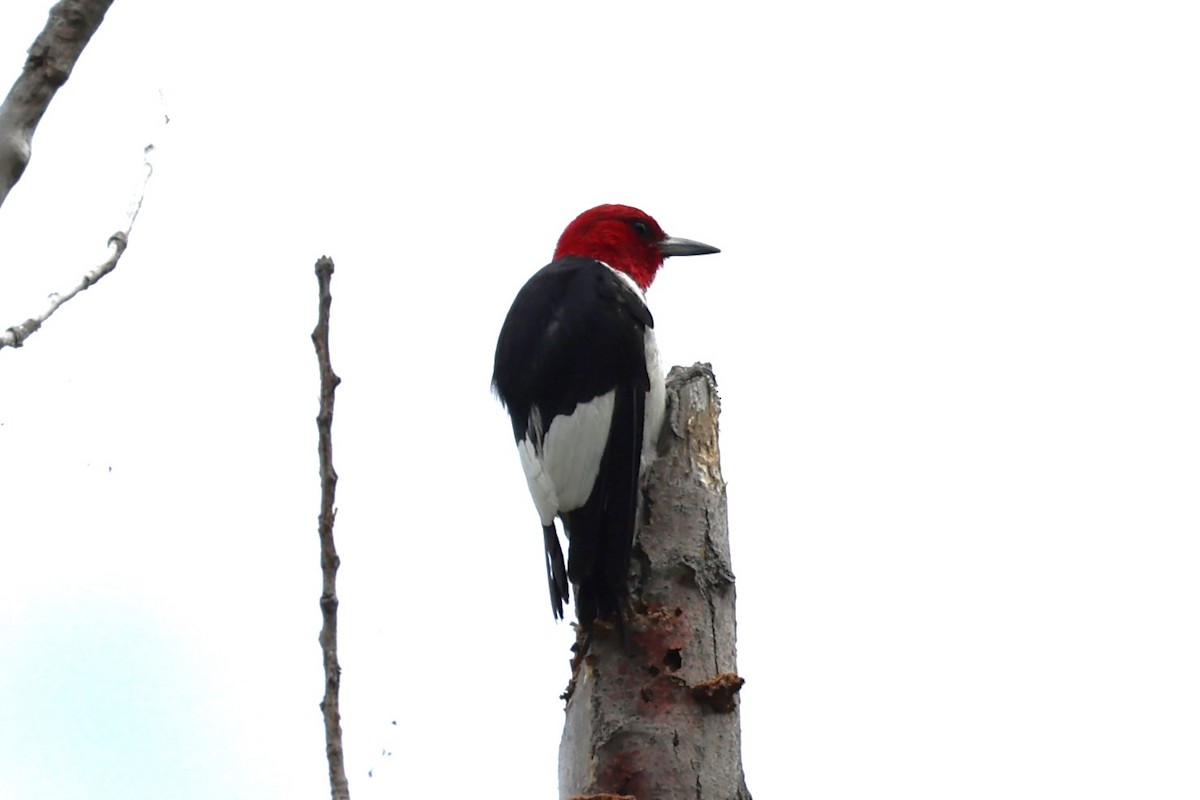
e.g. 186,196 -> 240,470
517,438 -> 557,526
518,391 -> 616,527
602,263 -> 666,473
641,327 -> 666,472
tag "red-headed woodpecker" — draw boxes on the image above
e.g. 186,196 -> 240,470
492,204 -> 720,630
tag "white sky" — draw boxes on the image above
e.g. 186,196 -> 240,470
1,1 -> 1198,798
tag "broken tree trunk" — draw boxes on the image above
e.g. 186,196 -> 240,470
559,363 -> 751,800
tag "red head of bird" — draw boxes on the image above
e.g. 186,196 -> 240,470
553,204 -> 720,291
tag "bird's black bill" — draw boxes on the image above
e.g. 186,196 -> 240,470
658,236 -> 720,257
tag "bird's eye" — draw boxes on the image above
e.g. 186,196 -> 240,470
629,219 -> 652,239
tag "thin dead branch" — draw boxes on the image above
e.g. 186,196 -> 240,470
312,255 -> 350,800
1,143 -> 155,350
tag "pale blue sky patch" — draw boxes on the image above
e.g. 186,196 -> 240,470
0,592 -> 251,799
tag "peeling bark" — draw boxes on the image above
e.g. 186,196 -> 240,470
560,364 -> 751,800
0,0 -> 115,210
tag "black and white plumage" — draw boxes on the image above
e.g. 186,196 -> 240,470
492,205 -> 719,630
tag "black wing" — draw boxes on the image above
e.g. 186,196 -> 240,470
493,257 -> 653,625
561,379 -> 644,630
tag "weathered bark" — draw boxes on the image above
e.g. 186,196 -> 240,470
560,364 -> 751,800
0,0 -> 115,211
312,256 -> 350,800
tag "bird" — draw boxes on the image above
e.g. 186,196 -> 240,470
492,204 -> 720,631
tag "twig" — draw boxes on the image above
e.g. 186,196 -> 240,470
0,0 -> 116,210
312,255 -> 350,800
1,143 -> 155,350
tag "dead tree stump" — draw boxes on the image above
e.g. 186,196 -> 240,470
559,363 -> 751,800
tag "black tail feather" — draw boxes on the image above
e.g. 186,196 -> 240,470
543,524 -> 569,619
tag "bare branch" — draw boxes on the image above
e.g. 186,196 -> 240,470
1,143 -> 155,351
0,0 -> 116,210
312,255 -> 350,800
